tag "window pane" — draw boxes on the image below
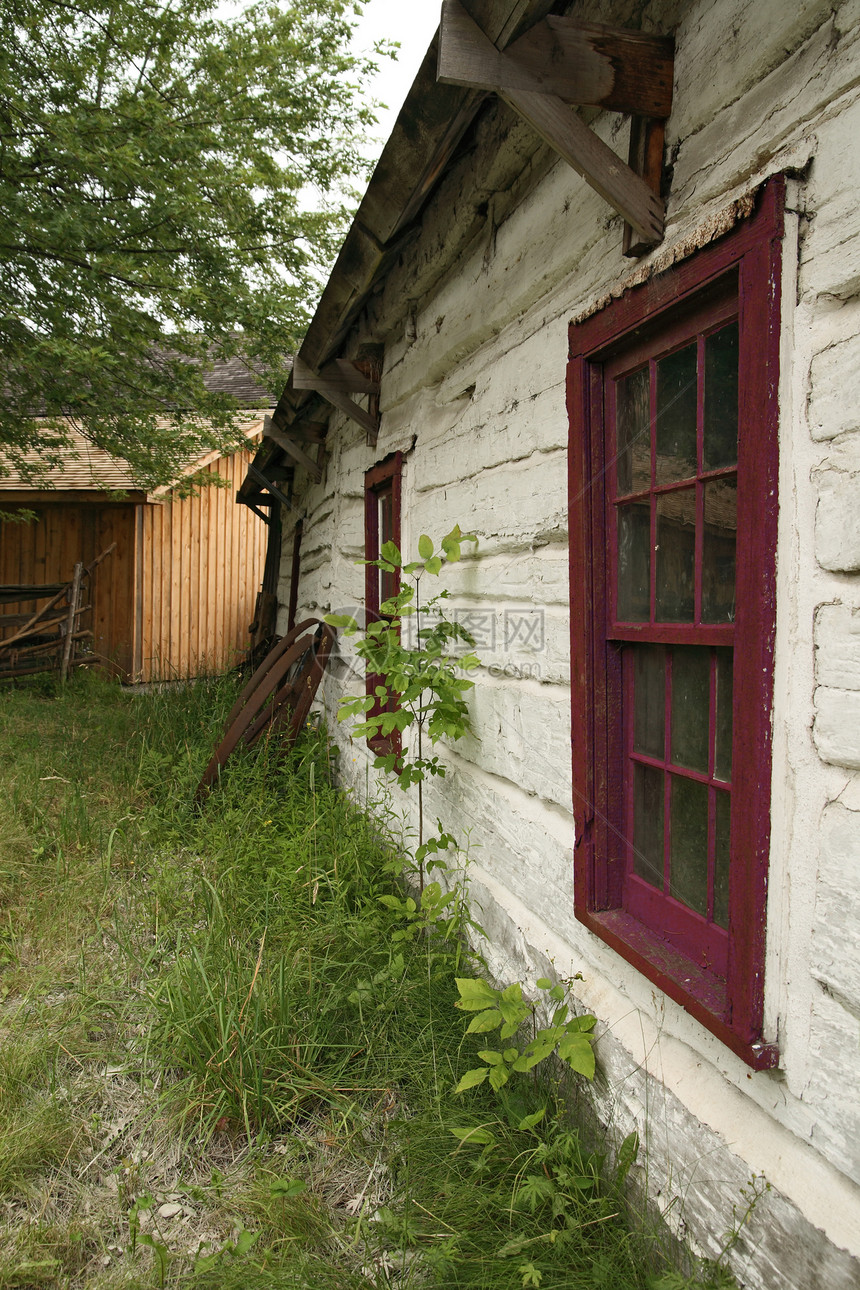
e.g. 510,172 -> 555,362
616,366 -> 650,495
704,322 -> 738,471
715,649 -> 733,782
714,789 -> 731,929
633,762 -> 664,889
671,646 -> 710,772
634,645 -> 665,758
702,477 -> 737,623
378,488 -> 397,605
617,502 -> 650,621
656,344 -> 697,484
656,489 -> 695,621
379,489 -> 393,544
669,775 -> 709,916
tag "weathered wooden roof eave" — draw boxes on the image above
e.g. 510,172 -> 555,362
272,0 -> 560,432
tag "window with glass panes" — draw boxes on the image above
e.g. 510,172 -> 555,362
364,453 -> 402,756
567,178 -> 784,1067
609,301 -> 738,979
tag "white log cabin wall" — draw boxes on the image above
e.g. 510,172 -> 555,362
276,1 -> 860,1284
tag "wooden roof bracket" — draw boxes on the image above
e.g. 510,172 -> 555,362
240,496 -> 274,525
292,355 -> 381,447
437,0 -> 673,254
246,461 -> 293,511
263,415 -> 323,483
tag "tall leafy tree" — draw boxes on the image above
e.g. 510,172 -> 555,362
0,0 -> 380,487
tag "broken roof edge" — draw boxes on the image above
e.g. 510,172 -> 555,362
270,0 -> 560,434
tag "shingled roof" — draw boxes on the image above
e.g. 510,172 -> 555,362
0,355 -> 278,493
195,353 -> 279,404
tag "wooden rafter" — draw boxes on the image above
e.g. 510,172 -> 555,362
437,0 -> 670,249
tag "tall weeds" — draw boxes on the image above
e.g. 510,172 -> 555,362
0,671 -> 694,1289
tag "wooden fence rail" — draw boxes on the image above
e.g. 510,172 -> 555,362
0,544 -> 115,681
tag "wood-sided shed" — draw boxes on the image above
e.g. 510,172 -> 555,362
1,359 -> 273,681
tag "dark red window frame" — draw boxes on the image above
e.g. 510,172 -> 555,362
567,177 -> 785,1069
364,452 -> 402,757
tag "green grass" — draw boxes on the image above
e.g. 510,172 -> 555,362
0,670 -> 713,1289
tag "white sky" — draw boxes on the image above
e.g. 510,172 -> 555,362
350,0 -> 442,163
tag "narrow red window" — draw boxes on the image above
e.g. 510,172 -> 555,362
364,452 -> 402,755
568,179 -> 784,1068
609,301 -> 738,980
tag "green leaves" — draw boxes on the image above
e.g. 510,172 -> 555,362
517,1107 -> 546,1133
454,1066 -> 488,1093
556,1031 -> 595,1080
379,541 -> 402,567
454,977 -> 499,1011
324,613 -> 358,633
339,529 -> 480,799
0,0 -> 380,487
440,523 -> 477,563
449,1123 -> 496,1146
272,1181 -> 309,1197
616,1130 -> 639,1183
466,1008 -> 503,1034
414,827 -> 457,868
454,977 -> 596,1095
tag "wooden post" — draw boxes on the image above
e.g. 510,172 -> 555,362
60,562 -> 84,682
623,116 -> 667,257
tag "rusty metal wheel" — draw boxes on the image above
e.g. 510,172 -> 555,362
221,618 -> 319,734
196,618 -> 335,800
272,621 -> 335,743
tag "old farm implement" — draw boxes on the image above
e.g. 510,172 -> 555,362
0,545 -> 115,681
196,618 -> 335,800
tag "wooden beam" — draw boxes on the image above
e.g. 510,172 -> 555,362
623,115 -> 666,257
292,355 -> 379,395
505,17 -> 673,118
439,1 -> 532,97
438,4 -> 672,116
246,462 -> 292,511
244,499 -> 272,526
290,357 -> 380,445
437,0 -> 665,246
287,517 -> 303,633
291,421 -> 328,443
503,87 -> 664,242
235,489 -> 271,508
263,416 -> 323,483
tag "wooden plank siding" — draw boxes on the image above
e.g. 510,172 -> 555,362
0,502 -> 137,674
137,445 -> 267,681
